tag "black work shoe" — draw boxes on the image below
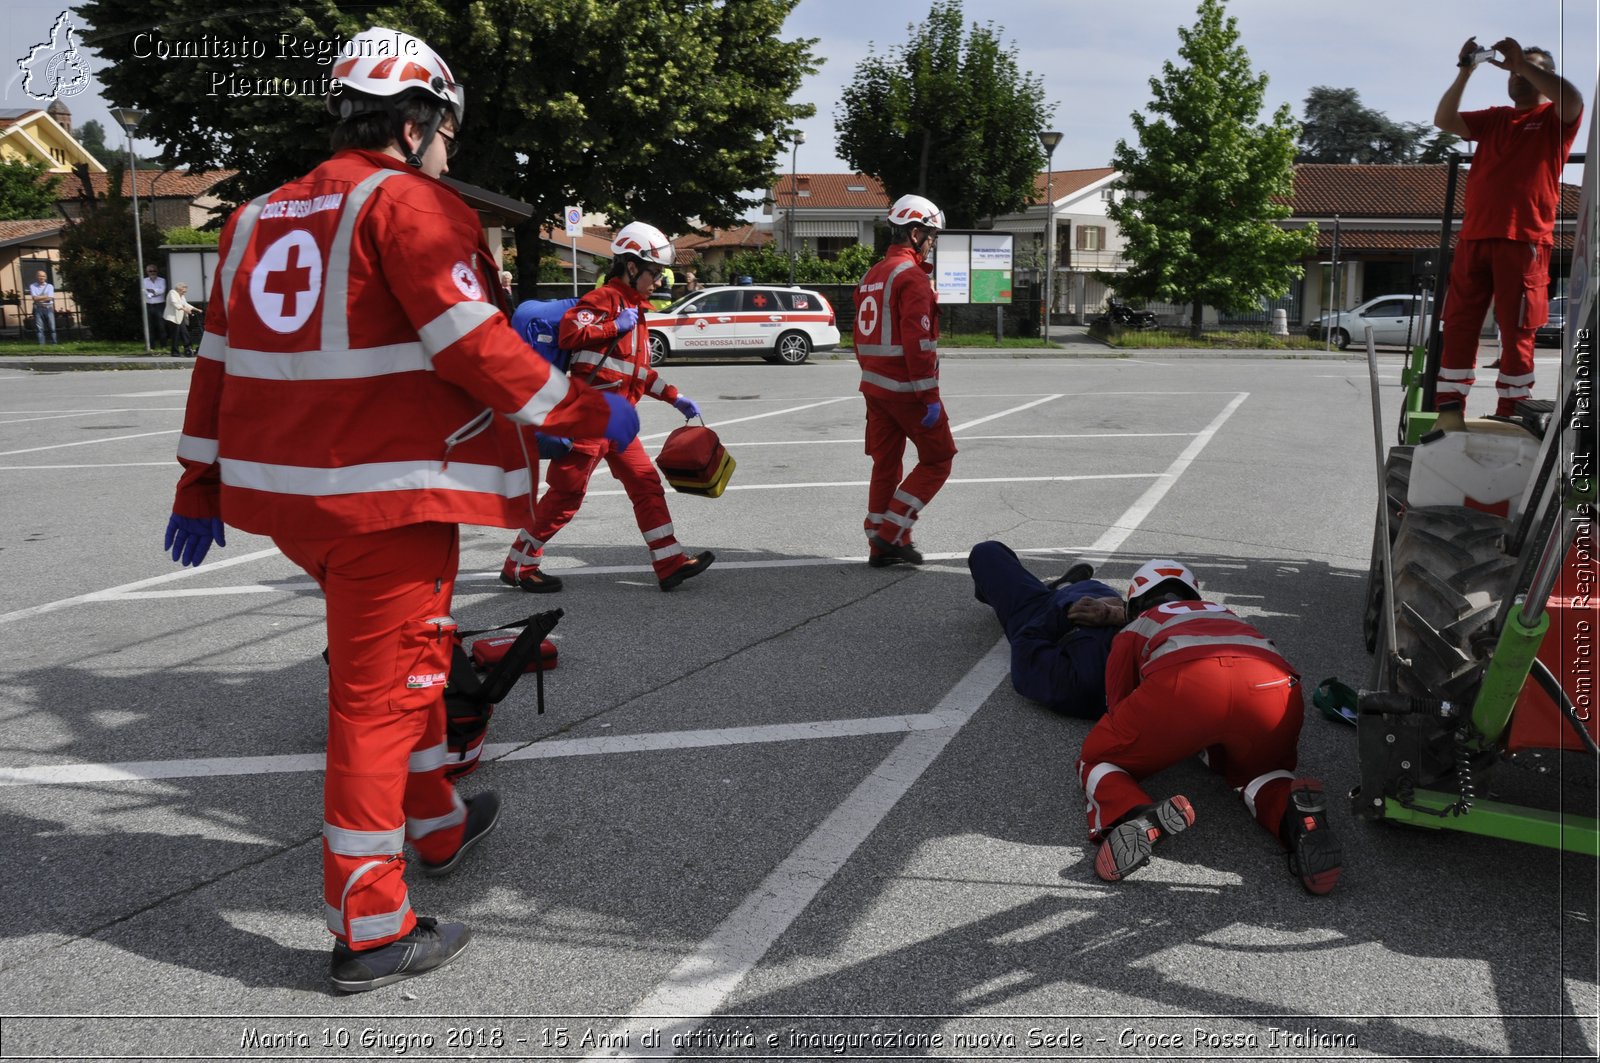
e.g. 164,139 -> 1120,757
500,562 -> 563,594
870,551 -> 908,569
420,792 -> 501,878
329,917 -> 471,993
1281,780 -> 1342,895
868,534 -> 923,566
660,551 -> 714,592
1049,561 -> 1095,589
1094,796 -> 1195,882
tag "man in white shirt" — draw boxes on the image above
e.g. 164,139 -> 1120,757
28,270 -> 56,346
142,264 -> 168,347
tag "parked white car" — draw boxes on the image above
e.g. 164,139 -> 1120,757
646,285 -> 840,366
1307,294 -> 1433,349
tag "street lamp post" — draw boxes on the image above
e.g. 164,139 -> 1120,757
109,107 -> 151,353
787,130 -> 805,286
1038,130 -> 1062,345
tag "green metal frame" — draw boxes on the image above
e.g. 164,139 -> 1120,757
1381,791 -> 1600,855
1399,343 -> 1439,444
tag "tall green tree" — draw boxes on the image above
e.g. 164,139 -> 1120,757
1107,0 -> 1314,335
835,0 -> 1052,228
1298,86 -> 1455,163
0,159 -> 61,220
74,119 -> 120,168
76,0 -> 818,283
58,162 -> 162,340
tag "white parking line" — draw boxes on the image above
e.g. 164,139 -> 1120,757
642,397 -> 856,440
717,432 -> 1195,448
587,472 -> 1157,497
0,408 -> 182,425
0,547 -> 283,627
596,391 -> 1251,1053
0,429 -> 179,457
949,394 -> 1061,433
0,714 -> 947,788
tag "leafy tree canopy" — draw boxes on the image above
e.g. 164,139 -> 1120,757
835,0 -> 1053,228
1106,0 -> 1314,332
722,243 -> 875,286
77,0 -> 819,237
58,162 -> 163,341
75,120 -> 121,168
1298,86 -> 1459,163
0,159 -> 61,220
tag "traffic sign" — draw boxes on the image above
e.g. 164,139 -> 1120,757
564,206 -> 582,238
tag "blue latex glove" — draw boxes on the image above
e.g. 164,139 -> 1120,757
164,514 -> 226,567
602,392 -> 641,448
920,401 -> 943,428
613,306 -> 639,335
673,395 -> 701,420
535,433 -> 572,460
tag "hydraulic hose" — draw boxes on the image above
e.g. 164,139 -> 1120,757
1529,656 -> 1600,756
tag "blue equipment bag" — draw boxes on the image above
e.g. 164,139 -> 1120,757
511,297 -> 579,372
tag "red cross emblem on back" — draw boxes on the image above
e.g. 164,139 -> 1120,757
262,243 -> 313,316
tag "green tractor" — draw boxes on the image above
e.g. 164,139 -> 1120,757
1349,119 -> 1597,855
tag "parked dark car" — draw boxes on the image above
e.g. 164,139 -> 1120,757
1535,296 -> 1567,348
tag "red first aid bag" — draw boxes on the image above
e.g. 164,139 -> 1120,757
470,634 -> 558,671
655,422 -> 734,496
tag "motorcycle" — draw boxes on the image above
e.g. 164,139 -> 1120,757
1094,298 -> 1159,330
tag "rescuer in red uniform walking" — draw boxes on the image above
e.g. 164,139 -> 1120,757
500,222 -> 713,594
1076,560 -> 1343,895
852,194 -> 957,567
164,27 -> 638,992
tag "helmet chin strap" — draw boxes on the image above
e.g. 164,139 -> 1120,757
396,109 -> 445,168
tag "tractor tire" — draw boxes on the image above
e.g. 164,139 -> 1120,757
1362,447 -> 1413,653
1373,505 -> 1515,707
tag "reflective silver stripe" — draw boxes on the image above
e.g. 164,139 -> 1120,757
446,742 -> 483,768
1122,614 -> 1165,638
641,522 -> 675,541
878,259 -> 916,350
651,543 -> 684,562
855,344 -> 901,358
1241,770 -> 1296,817
1082,762 -> 1128,835
908,375 -> 939,391
882,510 -> 914,529
571,352 -> 642,378
322,169 -> 402,351
409,742 -> 449,774
219,193 -> 272,312
347,898 -> 413,943
222,457 -> 531,498
177,433 -> 219,464
418,300 -> 499,358
892,488 -> 926,511
224,341 -> 429,381
197,330 -> 227,362
1497,370 -> 1535,386
507,531 -> 543,565
407,790 -> 466,840
324,822 -> 405,857
1435,380 -> 1472,395
1498,384 -> 1533,398
1437,366 -> 1475,380
860,370 -> 918,392
865,511 -> 885,523
647,377 -> 669,397
1145,632 -> 1282,663
919,339 -> 937,351
508,372 -> 572,427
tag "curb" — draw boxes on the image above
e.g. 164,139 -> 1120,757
1,356 -> 195,371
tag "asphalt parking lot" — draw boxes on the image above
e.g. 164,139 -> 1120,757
0,353 -> 1593,1060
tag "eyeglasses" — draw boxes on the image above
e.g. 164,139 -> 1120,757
436,128 -> 459,159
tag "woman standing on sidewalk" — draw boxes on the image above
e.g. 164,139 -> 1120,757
164,283 -> 199,356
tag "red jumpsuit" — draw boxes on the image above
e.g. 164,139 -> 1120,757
173,149 -> 612,951
1437,100 -> 1581,416
505,278 -> 695,582
852,245 -> 956,551
1077,600 -> 1305,846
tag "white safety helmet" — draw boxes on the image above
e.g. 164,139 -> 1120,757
886,194 -> 945,231
1127,559 -> 1201,611
610,222 -> 676,268
328,27 -> 465,127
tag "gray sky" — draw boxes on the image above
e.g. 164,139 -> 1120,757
7,0 -> 1595,184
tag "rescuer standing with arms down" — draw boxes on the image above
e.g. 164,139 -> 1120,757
853,195 -> 957,567
1432,36 -> 1582,416
163,27 -> 637,993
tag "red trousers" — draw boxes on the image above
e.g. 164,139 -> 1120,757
519,436 -> 688,580
275,522 -> 467,950
863,395 -> 956,546
1438,238 -> 1549,417
1077,656 -> 1303,845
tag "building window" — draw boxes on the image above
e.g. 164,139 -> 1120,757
1101,187 -> 1115,203
1076,225 -> 1107,252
